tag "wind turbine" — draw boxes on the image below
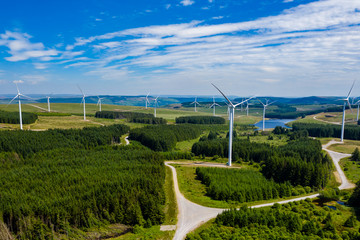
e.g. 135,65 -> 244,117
97,96 -> 104,112
340,81 -> 355,142
145,93 -> 150,109
209,97 -> 220,116
354,99 -> 360,122
154,96 -> 159,117
258,99 -> 276,131
78,85 -> 86,120
245,101 -> 252,116
212,83 -> 254,166
46,95 -> 51,112
7,83 -> 32,130
190,97 -> 200,112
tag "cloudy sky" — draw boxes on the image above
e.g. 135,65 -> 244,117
0,0 -> 359,97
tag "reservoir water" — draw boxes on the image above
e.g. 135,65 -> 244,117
253,119 -> 295,130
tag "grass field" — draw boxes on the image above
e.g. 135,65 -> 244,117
327,140 -> 360,154
340,158 -> 360,184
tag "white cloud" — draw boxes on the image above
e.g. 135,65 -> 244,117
283,0 -> 294,2
212,16 -> 223,20
95,18 -> 102,21
33,63 -> 48,69
13,80 -> 24,84
21,75 -> 47,84
180,0 -> 194,6
60,0 -> 360,96
165,4 -> 171,9
0,31 -> 59,62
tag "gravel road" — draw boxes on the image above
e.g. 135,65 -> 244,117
323,140 -> 355,189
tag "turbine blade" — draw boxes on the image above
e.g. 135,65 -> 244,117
211,83 -> 233,106
346,81 -> 355,99
6,95 -> 19,107
15,83 -> 20,94
77,84 -> 84,96
19,94 -> 34,100
268,100 -> 277,106
347,99 -> 354,114
234,96 -> 256,107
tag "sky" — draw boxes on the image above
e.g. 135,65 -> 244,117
0,0 -> 359,97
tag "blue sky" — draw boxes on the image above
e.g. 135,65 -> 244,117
0,0 -> 359,97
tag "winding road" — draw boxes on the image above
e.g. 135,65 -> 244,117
166,140 -> 356,240
322,140 -> 356,189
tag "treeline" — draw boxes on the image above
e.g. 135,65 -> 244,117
265,106 -> 344,119
192,138 -> 331,188
196,168 -> 306,203
0,146 -> 165,239
349,180 -> 360,207
187,201 -> 360,239
95,111 -> 166,124
0,110 -> 38,124
129,125 -> 202,151
0,124 -> 129,158
293,122 -> 360,140
176,116 -> 225,124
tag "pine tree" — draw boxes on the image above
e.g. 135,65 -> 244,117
351,148 -> 360,162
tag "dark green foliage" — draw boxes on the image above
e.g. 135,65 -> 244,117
351,148 -> 360,162
192,138 -> 330,188
0,110 -> 38,124
207,131 -> 217,140
196,167 -> 293,202
344,215 -> 357,227
187,201 -> 360,240
265,106 -> 344,119
0,124 -> 130,158
349,180 -> 360,207
292,122 -> 360,140
0,146 -> 165,237
35,112 -> 71,116
176,116 -> 225,124
129,125 -> 202,151
226,130 -> 237,138
95,111 -> 166,124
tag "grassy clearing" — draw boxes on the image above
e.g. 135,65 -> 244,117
111,226 -> 174,240
340,158 -> 360,184
327,140 -> 360,154
164,166 -> 177,225
239,134 -> 290,147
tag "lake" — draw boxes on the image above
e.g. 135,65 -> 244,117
253,119 -> 295,130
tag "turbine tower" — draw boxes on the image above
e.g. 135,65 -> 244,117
7,83 -> 31,130
46,96 -> 51,112
245,101 -> 251,116
154,96 -> 159,117
191,97 -> 200,112
258,99 -> 276,131
340,81 -> 355,142
78,85 -> 86,120
212,83 -> 254,166
355,99 -> 360,122
209,97 -> 220,116
97,96 -> 104,112
145,93 -> 150,109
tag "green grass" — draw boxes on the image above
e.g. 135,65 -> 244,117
327,140 -> 360,154
164,166 -> 177,225
340,157 -> 360,184
111,226 -> 174,240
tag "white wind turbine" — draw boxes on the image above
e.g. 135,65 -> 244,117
191,97 -> 200,112
245,101 -> 252,116
46,95 -> 51,112
212,83 -> 254,166
97,96 -> 104,112
7,83 -> 32,130
145,93 -> 150,109
154,96 -> 159,117
78,85 -> 86,120
340,81 -> 355,142
258,99 -> 276,131
354,99 -> 360,122
209,97 -> 220,116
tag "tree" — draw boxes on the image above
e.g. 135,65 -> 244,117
351,148 -> 360,162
